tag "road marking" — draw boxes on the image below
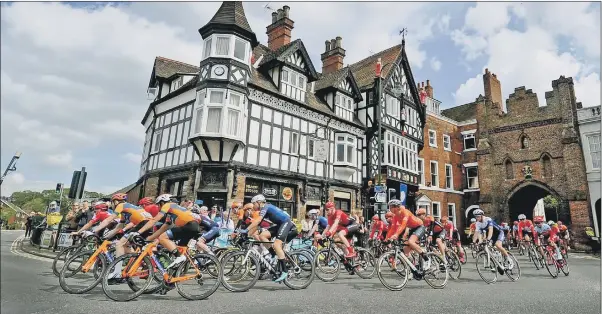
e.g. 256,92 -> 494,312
10,236 -> 53,263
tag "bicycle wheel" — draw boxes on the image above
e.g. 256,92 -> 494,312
530,247 -> 540,270
376,251 -> 409,291
423,252 -> 448,289
175,253 -> 221,300
461,247 -> 469,264
127,251 -> 169,295
220,250 -> 260,292
283,250 -> 315,290
353,248 -> 376,279
559,257 -> 570,276
471,245 -> 478,259
445,250 -> 461,280
475,251 -> 497,284
313,248 -> 341,282
59,250 -> 107,294
53,245 -> 81,277
102,253 -> 154,302
542,250 -> 559,278
504,252 -> 520,282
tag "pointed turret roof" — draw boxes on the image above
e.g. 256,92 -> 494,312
198,1 -> 258,47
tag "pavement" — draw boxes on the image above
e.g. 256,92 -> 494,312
2,229 -> 601,314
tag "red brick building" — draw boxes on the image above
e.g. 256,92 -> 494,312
427,69 -> 594,249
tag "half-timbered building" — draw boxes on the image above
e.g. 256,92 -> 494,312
132,2 -> 426,220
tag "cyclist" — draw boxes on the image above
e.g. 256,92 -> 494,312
472,209 -> 513,269
245,194 -> 294,282
73,201 -> 117,237
557,221 -> 570,251
194,208 -> 221,255
323,201 -> 360,258
368,215 -> 387,244
517,214 -> 535,249
385,199 -> 429,269
94,193 -> 154,283
137,194 -> 202,269
533,217 -> 563,261
307,209 -> 327,238
424,212 -> 446,264
441,216 -> 465,263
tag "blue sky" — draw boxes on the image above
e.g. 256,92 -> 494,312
1,1 -> 599,196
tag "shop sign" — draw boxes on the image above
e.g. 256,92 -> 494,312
244,180 -> 260,196
263,187 -> 278,197
282,187 -> 293,201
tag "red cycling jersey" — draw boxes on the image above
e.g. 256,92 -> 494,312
443,221 -> 455,239
469,222 -> 476,232
518,219 -> 535,239
424,217 -> 444,234
369,220 -> 386,240
327,209 -> 353,227
143,204 -> 160,218
90,210 -> 111,225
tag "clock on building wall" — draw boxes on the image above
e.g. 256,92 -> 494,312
213,66 -> 225,76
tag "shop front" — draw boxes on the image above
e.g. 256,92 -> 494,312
244,178 -> 298,218
386,167 -> 419,212
304,184 -> 324,215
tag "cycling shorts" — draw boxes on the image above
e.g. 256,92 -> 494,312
452,230 -> 460,242
491,229 -> 505,243
522,230 -> 533,237
341,222 -> 360,238
200,227 -> 220,243
430,230 -> 446,245
408,225 -> 426,239
129,220 -> 152,238
166,221 -> 201,246
266,220 -> 296,242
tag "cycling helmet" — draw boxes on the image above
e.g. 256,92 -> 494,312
426,215 -> 434,221
231,201 -> 241,209
387,199 -> 403,207
441,216 -> 448,222
416,208 -> 427,216
94,201 -> 108,211
473,209 -> 484,216
470,218 -> 476,223
513,221 -> 519,225
307,209 -> 319,216
138,197 -> 153,206
372,215 -> 380,221
518,214 -> 526,220
111,193 -> 127,202
191,204 -> 201,214
501,222 -> 508,227
533,216 -> 544,223
155,194 -> 173,204
548,220 -> 556,226
251,194 -> 266,203
325,201 -> 335,209
385,212 -> 394,219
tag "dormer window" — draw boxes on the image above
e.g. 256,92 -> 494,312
201,34 -> 251,64
171,77 -> 183,92
280,66 -> 306,102
335,93 -> 354,121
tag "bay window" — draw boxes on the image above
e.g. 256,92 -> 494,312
335,134 -> 356,164
201,34 -> 251,64
191,88 -> 246,140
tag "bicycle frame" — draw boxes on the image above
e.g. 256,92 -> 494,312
391,242 -> 420,273
125,243 -> 200,284
481,244 -> 505,271
82,240 -> 112,272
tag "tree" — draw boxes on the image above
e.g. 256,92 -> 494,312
9,189 -> 105,215
543,195 -> 562,221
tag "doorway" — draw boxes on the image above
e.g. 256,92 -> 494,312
196,192 -> 227,211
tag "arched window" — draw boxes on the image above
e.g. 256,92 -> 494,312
520,134 -> 529,149
542,154 -> 552,178
505,160 -> 514,179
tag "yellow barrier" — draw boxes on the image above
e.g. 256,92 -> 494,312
46,213 -> 63,226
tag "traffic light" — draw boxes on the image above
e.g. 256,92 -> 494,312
55,183 -> 62,193
68,171 -> 81,199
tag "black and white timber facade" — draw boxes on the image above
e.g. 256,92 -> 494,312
132,2 -> 426,220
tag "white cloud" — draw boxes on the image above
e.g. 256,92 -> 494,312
464,3 -> 512,36
430,57 -> 442,72
45,152 -> 73,169
0,173 -> 54,196
451,3 -> 600,107
123,153 -> 142,164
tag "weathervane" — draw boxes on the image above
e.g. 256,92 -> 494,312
399,28 -> 407,43
264,2 -> 274,12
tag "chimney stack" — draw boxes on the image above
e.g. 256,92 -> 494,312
266,5 -> 294,51
321,36 -> 346,75
483,68 -> 503,115
425,80 -> 434,98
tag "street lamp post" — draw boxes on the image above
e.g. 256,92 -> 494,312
0,151 -> 22,186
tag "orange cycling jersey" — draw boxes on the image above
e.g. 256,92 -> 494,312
160,203 -> 196,227
387,207 -> 423,239
114,203 -> 152,225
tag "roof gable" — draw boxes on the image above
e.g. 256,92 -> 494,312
258,39 -> 319,81
314,67 -> 363,102
415,193 -> 432,203
148,57 -> 199,88
349,44 -> 402,91
198,1 -> 258,47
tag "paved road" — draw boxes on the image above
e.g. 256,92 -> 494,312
2,230 -> 601,314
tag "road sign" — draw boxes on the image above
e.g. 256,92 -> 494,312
375,192 -> 387,203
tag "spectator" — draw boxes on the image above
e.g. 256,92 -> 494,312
76,201 -> 94,230
64,203 -> 80,232
209,205 -> 218,221
215,208 -> 234,230
357,216 -> 367,248
25,212 -> 34,238
301,213 -> 314,238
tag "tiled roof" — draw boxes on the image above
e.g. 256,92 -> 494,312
314,67 -> 349,91
154,57 -> 199,79
198,2 -> 257,47
256,39 -> 319,80
440,102 -> 477,122
350,44 -> 402,90
106,182 -> 137,197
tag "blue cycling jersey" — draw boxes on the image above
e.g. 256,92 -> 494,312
534,223 -> 551,234
476,217 -> 503,232
259,204 -> 291,225
197,214 -> 219,230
